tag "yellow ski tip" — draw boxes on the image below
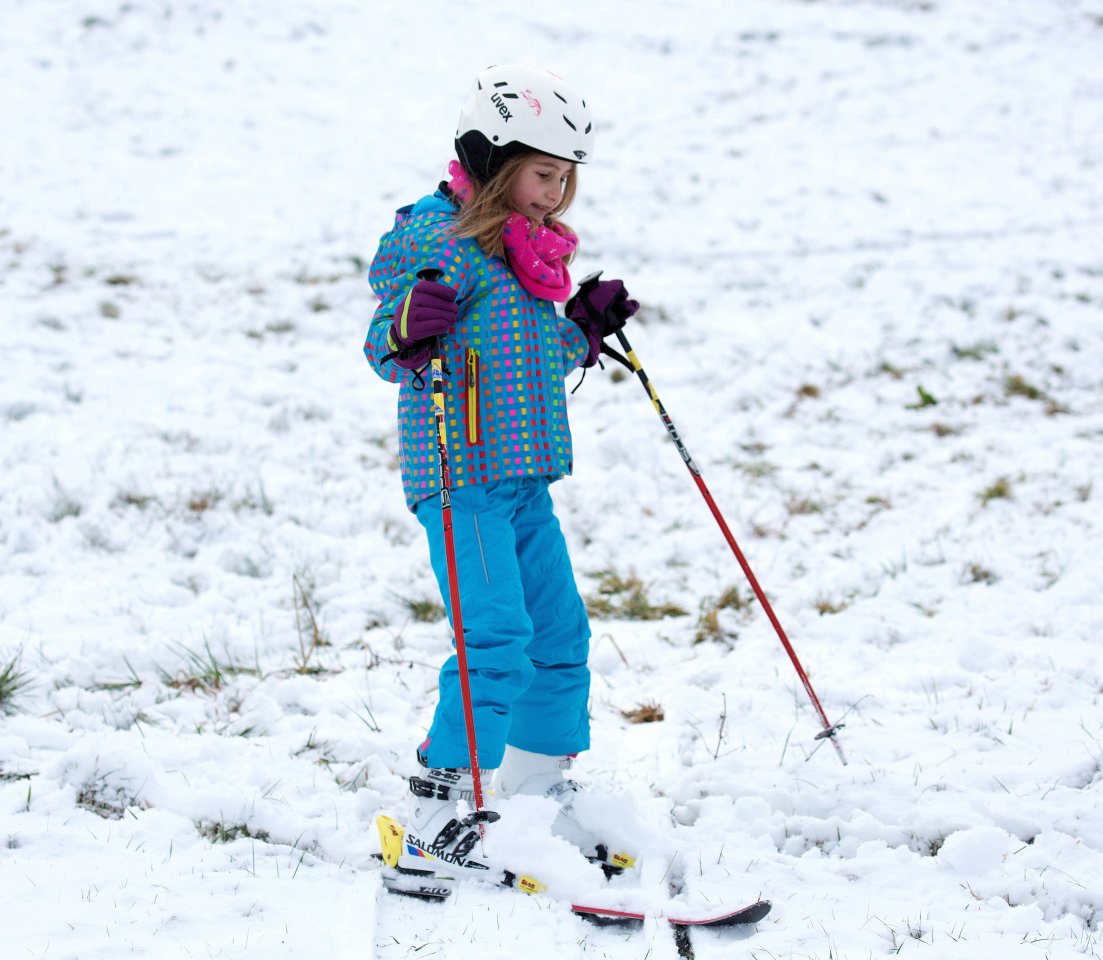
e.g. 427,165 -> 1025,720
376,814 -> 404,868
611,851 -> 637,870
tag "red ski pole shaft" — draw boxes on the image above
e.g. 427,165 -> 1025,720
611,328 -> 847,764
422,269 -> 486,807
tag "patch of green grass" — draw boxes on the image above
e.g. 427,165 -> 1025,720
293,573 -> 330,674
951,340 -> 998,360
76,774 -> 140,820
346,254 -> 369,275
48,480 -> 82,522
92,655 -> 143,692
186,487 -> 224,513
1002,373 -> 1070,414
929,422 -> 961,438
112,490 -> 158,511
1003,373 -> 1046,401
906,385 -> 938,409
979,477 -> 1013,505
398,594 -> 447,623
940,294 -> 977,317
196,819 -> 270,844
158,639 -> 259,694
0,653 -> 32,714
694,586 -> 754,645
814,594 -> 850,616
585,569 -> 687,621
231,480 -> 275,516
786,494 -> 824,517
737,459 -> 778,479
962,562 -> 999,586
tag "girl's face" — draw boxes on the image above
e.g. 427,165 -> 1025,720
509,154 -> 575,220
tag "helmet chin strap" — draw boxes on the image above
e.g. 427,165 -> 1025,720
454,136 -> 495,185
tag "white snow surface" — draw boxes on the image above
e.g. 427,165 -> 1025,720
2,1 -> 1102,958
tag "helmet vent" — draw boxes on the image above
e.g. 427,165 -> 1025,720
563,116 -> 577,131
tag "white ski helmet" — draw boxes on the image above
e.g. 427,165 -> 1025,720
455,64 -> 594,183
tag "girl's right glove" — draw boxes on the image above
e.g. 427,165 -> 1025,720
385,279 -> 459,370
565,273 -> 639,367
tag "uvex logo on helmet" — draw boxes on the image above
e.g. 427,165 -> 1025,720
489,90 -> 514,122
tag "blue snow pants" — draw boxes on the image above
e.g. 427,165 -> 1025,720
414,476 -> 591,770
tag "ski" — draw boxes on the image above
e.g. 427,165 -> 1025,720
567,898 -> 771,927
376,814 -> 771,928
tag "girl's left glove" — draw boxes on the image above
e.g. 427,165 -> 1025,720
565,274 -> 639,367
385,279 -> 459,370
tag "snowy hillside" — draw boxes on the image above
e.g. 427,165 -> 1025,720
1,1 -> 1101,958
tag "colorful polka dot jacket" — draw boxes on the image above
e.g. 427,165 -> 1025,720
364,189 -> 591,510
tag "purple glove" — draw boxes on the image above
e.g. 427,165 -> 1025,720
565,275 -> 639,367
385,279 -> 459,369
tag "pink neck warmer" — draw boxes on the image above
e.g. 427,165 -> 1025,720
446,160 -> 474,204
446,160 -> 577,303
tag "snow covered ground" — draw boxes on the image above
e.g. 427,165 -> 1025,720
2,1 -> 1101,957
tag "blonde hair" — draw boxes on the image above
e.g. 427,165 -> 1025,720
454,153 -> 578,262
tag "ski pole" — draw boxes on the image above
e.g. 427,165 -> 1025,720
420,268 -> 487,808
596,311 -> 847,764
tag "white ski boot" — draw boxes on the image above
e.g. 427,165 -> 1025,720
380,760 -> 504,898
494,747 -> 636,876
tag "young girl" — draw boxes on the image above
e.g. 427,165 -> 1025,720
364,64 -> 638,890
